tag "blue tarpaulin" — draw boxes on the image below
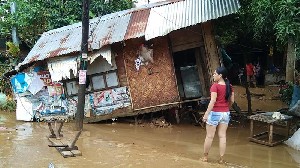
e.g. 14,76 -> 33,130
10,73 -> 32,93
290,85 -> 300,109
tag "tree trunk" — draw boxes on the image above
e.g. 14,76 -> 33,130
286,38 -> 296,82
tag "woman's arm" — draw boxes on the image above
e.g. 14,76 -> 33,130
229,92 -> 235,107
203,92 -> 217,122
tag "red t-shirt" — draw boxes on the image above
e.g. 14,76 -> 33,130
246,63 -> 254,76
210,83 -> 233,112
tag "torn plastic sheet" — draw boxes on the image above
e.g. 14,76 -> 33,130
285,128 -> 300,150
47,56 -> 78,82
89,46 -> 112,65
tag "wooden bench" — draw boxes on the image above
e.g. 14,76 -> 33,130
248,112 -> 293,147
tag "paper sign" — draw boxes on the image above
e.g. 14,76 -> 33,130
79,70 -> 87,84
82,53 -> 88,59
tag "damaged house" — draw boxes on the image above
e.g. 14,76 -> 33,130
9,0 -> 240,122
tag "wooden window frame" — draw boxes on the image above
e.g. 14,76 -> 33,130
63,70 -> 119,97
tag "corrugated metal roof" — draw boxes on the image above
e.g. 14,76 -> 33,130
90,13 -> 131,49
124,9 -> 150,40
145,0 -> 240,40
18,0 -> 240,68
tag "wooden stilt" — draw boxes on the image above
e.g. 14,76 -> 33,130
47,121 -> 82,158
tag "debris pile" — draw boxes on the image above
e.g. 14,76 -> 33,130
150,117 -> 171,128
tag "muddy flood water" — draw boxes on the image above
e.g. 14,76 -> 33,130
1,110 -> 300,168
0,85 -> 299,168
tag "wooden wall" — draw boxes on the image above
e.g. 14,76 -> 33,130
168,24 -> 204,52
201,21 -> 221,84
168,24 -> 212,97
123,37 -> 180,110
113,43 -> 128,87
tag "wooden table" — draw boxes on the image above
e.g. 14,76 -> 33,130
248,112 -> 293,147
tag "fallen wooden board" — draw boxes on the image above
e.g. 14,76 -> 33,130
48,137 -> 81,158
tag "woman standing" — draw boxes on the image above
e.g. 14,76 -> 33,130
202,66 -> 234,163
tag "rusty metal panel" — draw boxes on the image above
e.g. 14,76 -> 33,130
18,0 -> 240,68
145,0 -> 240,40
90,13 -> 132,49
124,9 -> 150,40
19,20 -> 89,67
124,37 -> 179,109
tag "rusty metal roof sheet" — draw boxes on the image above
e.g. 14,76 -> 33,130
124,9 -> 151,40
18,0 -> 240,68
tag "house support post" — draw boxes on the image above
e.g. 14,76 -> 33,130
76,0 -> 90,131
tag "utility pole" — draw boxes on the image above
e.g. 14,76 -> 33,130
76,0 -> 90,131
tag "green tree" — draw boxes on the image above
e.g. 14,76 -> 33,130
0,0 -> 134,48
250,0 -> 300,82
215,0 -> 300,82
0,0 -> 134,97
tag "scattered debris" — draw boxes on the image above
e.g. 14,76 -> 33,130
250,92 -> 266,97
150,117 -> 171,128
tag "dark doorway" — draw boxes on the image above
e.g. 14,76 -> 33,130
173,48 -> 202,100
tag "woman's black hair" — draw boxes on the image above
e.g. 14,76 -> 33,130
216,66 -> 231,101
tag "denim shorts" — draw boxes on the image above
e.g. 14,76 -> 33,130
206,111 -> 230,126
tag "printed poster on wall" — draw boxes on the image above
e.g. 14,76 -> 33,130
37,71 -> 52,86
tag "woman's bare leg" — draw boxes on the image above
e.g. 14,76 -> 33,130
218,123 -> 228,163
203,124 -> 217,161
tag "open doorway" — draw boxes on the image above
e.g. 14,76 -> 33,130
173,48 -> 203,100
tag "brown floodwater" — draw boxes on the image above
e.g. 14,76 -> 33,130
0,110 -> 299,168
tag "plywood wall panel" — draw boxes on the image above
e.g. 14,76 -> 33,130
124,37 -> 180,110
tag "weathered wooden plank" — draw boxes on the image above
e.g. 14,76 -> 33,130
201,21 -> 221,84
48,136 -> 82,158
61,151 -> 74,157
71,150 -> 82,156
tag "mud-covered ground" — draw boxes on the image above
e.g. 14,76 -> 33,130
0,85 -> 299,168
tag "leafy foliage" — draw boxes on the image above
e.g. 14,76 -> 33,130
0,63 -> 12,95
279,82 -> 294,105
6,41 -> 20,57
214,0 -> 257,47
0,42 -> 20,96
249,0 -> 299,57
0,0 -> 134,97
0,0 -> 134,48
0,99 -> 16,112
